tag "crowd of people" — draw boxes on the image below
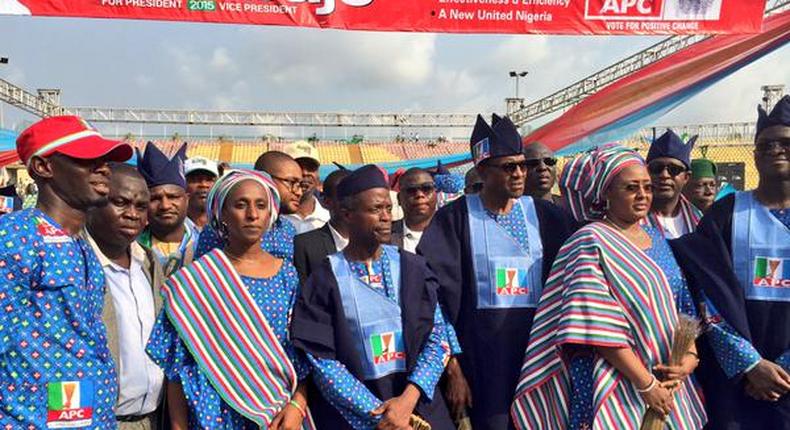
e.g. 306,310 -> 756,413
0,95 -> 787,430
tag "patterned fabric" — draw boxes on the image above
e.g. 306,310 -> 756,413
567,354 -> 594,430
308,250 -> 450,430
511,222 -> 707,430
137,218 -> 199,276
769,208 -> 790,229
434,173 -> 464,194
485,201 -> 529,253
0,209 -> 118,428
642,226 -> 698,317
700,297 -> 762,379
206,169 -> 281,233
641,196 -> 702,238
146,260 -> 308,430
151,249 -> 300,427
195,217 -> 296,261
559,144 -> 645,223
777,351 -> 790,371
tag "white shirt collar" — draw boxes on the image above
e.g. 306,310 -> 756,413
327,221 -> 349,252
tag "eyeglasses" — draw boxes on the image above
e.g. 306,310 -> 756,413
756,139 -> 790,153
270,175 -> 303,191
403,183 -> 436,196
488,160 -> 529,174
648,162 -> 687,177
524,157 -> 558,168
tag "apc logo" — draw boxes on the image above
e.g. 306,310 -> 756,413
585,0 -> 664,20
288,0 -> 374,16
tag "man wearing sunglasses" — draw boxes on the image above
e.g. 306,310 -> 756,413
671,96 -> 790,430
393,168 -> 437,253
643,129 -> 702,239
522,142 -> 561,205
418,114 -> 575,430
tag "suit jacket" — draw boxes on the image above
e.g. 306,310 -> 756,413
85,233 -> 165,401
293,223 -> 338,286
390,219 -> 405,250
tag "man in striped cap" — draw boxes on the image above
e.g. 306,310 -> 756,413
1,115 -> 132,428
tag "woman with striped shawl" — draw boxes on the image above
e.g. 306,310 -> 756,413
146,169 -> 312,430
511,145 -> 707,430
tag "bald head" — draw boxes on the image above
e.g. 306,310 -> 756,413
523,142 -> 554,160
398,168 -> 431,187
110,162 -> 147,188
254,151 -> 300,176
522,142 -> 558,200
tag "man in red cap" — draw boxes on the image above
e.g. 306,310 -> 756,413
0,115 -> 132,428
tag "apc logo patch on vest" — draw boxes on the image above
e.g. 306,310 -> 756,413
370,331 -> 406,365
47,380 -> 94,428
754,257 -> 790,287
496,267 -> 530,295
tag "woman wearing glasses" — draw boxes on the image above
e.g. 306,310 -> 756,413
512,144 -> 707,430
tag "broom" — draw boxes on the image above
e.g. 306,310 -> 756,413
640,314 -> 701,430
410,414 -> 432,430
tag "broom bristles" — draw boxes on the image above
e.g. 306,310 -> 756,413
410,414 -> 432,430
640,314 -> 701,430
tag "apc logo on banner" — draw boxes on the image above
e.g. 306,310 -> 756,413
585,0 -> 664,20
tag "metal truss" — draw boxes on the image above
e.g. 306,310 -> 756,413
0,78 -> 67,118
65,107 -> 479,128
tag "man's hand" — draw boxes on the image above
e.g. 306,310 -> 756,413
444,357 -> 472,420
654,353 -> 699,382
372,384 -> 421,430
744,360 -> 790,401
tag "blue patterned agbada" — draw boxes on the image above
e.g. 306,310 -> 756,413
0,209 -> 118,429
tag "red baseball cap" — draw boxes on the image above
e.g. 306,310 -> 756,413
16,115 -> 133,166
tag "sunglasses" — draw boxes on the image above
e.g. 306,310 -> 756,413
756,139 -> 790,153
648,162 -> 687,177
524,157 -> 558,168
403,183 -> 436,196
488,160 -> 529,174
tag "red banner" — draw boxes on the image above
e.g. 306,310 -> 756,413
0,0 -> 767,34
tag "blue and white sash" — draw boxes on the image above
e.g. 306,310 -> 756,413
732,191 -> 790,302
329,245 -> 407,380
467,195 -> 543,309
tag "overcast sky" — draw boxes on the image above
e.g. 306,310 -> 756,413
1,15 -> 788,139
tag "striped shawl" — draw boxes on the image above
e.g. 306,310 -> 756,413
511,222 -> 706,430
